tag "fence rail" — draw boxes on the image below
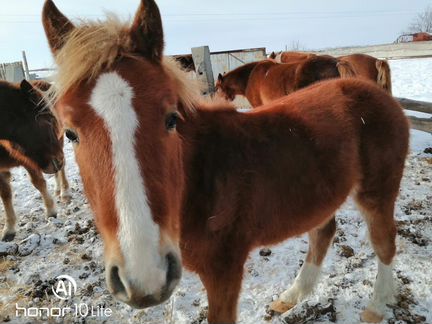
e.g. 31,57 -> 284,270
408,116 -> 432,133
396,98 -> 432,114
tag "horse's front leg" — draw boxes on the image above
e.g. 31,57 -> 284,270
25,167 -> 57,218
55,166 -> 71,203
0,171 -> 17,241
199,266 -> 243,324
198,250 -> 248,324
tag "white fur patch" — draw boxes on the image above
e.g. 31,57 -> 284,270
89,72 -> 165,295
367,261 -> 395,314
280,262 -> 321,305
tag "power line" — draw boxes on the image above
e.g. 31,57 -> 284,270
0,9 -> 418,17
0,11 -> 418,24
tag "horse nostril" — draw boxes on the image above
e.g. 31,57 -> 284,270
165,253 -> 181,284
110,266 -> 127,297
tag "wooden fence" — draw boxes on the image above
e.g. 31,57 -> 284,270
0,61 -> 25,82
395,98 -> 432,133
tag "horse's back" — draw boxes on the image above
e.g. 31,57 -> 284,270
258,77 -> 401,117
278,51 -> 316,63
259,78 -> 409,183
252,77 -> 408,168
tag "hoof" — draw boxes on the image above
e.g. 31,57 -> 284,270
47,211 -> 57,218
61,194 -> 72,204
1,232 -> 16,242
361,309 -> 384,323
269,300 -> 296,314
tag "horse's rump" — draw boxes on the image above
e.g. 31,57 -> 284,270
338,53 -> 392,94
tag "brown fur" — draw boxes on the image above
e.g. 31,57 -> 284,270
276,52 -> 393,94
275,51 -> 316,63
178,79 -> 408,323
216,55 -> 344,107
43,1 -> 409,323
336,60 -> 357,78
337,54 -> 392,94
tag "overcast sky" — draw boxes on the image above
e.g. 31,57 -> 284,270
0,0 -> 430,70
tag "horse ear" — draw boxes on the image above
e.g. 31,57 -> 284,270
269,52 -> 276,59
20,80 -> 42,107
218,73 -> 223,82
130,0 -> 164,62
20,79 -> 34,95
42,0 -> 75,55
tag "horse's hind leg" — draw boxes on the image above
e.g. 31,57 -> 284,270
55,165 -> 71,203
355,193 -> 397,323
25,167 -> 57,218
0,172 -> 17,241
270,217 -> 336,313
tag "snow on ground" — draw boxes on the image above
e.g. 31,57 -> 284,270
0,58 -> 431,324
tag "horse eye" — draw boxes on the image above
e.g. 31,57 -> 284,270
165,112 -> 179,131
65,129 -> 79,143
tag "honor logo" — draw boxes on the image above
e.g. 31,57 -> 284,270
16,274 -> 112,319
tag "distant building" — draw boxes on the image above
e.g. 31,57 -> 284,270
395,32 -> 432,43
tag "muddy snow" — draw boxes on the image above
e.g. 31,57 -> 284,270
0,58 -> 431,324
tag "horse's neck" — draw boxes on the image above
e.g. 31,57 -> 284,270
226,62 -> 260,94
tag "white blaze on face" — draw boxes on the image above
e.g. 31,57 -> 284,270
89,72 -> 166,294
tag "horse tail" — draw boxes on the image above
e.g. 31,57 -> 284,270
336,60 -> 356,78
376,59 -> 392,95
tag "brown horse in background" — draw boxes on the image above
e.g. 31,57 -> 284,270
338,53 -> 392,94
275,51 -> 392,94
26,80 -> 71,202
216,55 -> 355,107
0,79 -> 65,241
43,1 -> 409,323
269,50 -> 316,62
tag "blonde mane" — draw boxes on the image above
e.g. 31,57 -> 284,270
49,14 -> 199,112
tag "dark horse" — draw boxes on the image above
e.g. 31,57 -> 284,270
215,56 -> 355,107
43,0 -> 409,323
0,79 -> 64,241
